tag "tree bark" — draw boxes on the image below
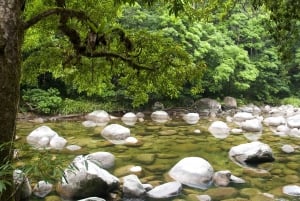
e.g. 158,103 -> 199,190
0,0 -> 22,200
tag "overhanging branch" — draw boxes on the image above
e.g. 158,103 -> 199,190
83,51 -> 156,71
24,4 -> 156,71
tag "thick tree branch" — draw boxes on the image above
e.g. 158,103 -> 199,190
83,51 -> 156,71
23,8 -> 97,30
24,3 -> 155,71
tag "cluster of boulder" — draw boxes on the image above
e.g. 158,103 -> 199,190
19,96 -> 300,200
16,139 -> 277,201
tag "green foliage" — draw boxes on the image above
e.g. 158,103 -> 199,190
0,143 -> 13,195
0,163 -> 12,195
20,0 -> 300,108
59,98 -> 119,114
281,97 -> 300,107
13,145 -> 68,185
22,88 -> 62,114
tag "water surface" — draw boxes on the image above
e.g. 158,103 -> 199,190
15,117 -> 300,201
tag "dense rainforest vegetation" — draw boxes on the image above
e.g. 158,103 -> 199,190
0,0 -> 300,200
19,0 -> 300,115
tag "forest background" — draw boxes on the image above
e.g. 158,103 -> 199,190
20,0 -> 300,115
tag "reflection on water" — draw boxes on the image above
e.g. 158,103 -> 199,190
15,117 -> 300,201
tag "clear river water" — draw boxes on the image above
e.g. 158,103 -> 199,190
15,116 -> 300,201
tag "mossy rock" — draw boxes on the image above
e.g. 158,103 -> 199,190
45,195 -> 62,201
204,187 -> 238,200
240,188 -> 261,198
134,153 -> 156,165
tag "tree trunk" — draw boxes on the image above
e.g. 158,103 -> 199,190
0,0 -> 23,200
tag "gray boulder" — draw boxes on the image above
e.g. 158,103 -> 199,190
223,96 -> 237,110
14,169 -> 32,201
229,141 -> 274,167
241,119 -> 263,132
212,170 -> 245,187
192,98 -> 221,115
33,180 -> 53,198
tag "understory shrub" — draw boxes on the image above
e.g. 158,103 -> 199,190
22,88 -> 62,114
59,99 -> 120,115
281,97 -> 300,107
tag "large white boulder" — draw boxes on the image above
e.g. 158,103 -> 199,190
151,111 -> 170,123
101,124 -> 130,144
241,119 -> 263,132
233,112 -> 255,122
283,185 -> 300,196
168,157 -> 214,189
121,112 -> 138,126
147,181 -> 182,199
229,141 -> 274,167
85,110 -> 110,126
208,121 -> 230,139
27,126 -> 67,149
263,116 -> 286,127
49,135 -> 67,150
85,152 -> 115,169
183,113 -> 200,124
27,126 -> 58,148
287,114 -> 300,128
57,155 -> 119,200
